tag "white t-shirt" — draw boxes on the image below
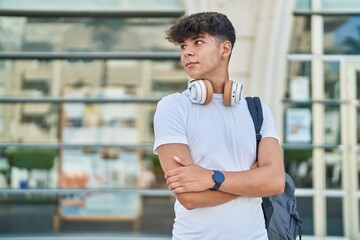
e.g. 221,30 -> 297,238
153,90 -> 278,240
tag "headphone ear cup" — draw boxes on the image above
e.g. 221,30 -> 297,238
223,80 -> 243,106
188,80 -> 213,104
202,80 -> 213,104
223,81 -> 233,106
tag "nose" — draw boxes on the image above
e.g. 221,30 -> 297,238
182,46 -> 194,57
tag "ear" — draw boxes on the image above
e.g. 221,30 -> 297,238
221,40 -> 232,59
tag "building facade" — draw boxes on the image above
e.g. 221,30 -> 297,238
0,0 -> 359,239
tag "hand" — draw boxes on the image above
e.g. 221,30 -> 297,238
165,156 -> 213,194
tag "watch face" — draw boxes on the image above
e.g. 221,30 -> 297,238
213,170 -> 225,183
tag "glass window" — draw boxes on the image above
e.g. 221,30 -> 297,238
324,149 -> 342,189
357,198 -> 360,230
0,0 -> 183,12
0,59 -> 186,97
324,16 -> 360,55
289,16 -> 311,54
2,146 -> 167,189
357,141 -> 360,190
0,194 -> 175,234
0,59 -> 187,145
295,0 -> 312,12
59,147 -> 163,188
0,17 -> 180,52
297,196 -> 314,235
285,61 -> 312,100
0,103 -> 59,143
322,0 -> 360,12
326,197 -> 344,236
4,147 -> 58,188
357,71 -> 360,145
324,106 -> 341,145
285,107 -> 312,144
284,149 -> 313,188
0,0 -> 185,237
0,101 -> 155,144
357,70 -> 360,100
324,61 -> 340,99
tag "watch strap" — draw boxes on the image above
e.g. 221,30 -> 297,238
212,181 -> 221,190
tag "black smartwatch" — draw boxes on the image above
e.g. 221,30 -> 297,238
211,170 -> 225,190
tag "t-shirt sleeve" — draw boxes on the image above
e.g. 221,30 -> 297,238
260,103 -> 278,140
153,94 -> 188,154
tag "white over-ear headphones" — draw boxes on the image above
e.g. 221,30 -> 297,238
188,79 -> 243,106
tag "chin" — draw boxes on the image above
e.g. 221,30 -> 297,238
188,74 -> 203,80
185,71 -> 200,80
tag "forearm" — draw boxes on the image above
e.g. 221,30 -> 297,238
220,165 -> 284,197
175,189 -> 238,210
166,155 -> 283,198
220,138 -> 285,197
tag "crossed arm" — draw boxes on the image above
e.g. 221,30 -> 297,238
156,137 -> 285,210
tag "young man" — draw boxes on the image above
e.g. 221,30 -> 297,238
153,12 -> 285,239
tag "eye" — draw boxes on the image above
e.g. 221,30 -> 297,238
180,44 -> 186,51
195,40 -> 204,45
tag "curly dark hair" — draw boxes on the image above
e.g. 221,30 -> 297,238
166,12 -> 236,49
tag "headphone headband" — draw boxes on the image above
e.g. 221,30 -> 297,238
188,80 -> 243,106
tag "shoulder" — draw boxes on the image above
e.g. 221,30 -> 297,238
154,91 -> 191,121
243,97 -> 273,114
157,90 -> 190,109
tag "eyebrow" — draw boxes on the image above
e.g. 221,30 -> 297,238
179,35 -> 206,45
192,35 -> 205,40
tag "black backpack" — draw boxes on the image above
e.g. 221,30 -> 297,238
246,97 -> 302,240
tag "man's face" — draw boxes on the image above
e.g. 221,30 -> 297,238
180,33 -> 223,80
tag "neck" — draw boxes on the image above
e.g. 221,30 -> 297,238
207,76 -> 229,93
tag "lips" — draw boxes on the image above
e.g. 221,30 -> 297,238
185,62 -> 198,68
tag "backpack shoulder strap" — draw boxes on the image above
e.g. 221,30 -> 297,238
245,97 -> 263,154
246,97 -> 272,230
246,97 -> 303,239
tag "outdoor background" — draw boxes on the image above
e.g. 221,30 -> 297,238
0,0 -> 359,239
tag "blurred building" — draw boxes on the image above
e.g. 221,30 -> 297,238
0,0 -> 359,239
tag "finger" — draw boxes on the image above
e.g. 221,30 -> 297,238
170,185 -> 187,194
174,155 -> 193,166
173,155 -> 185,165
168,181 -> 182,191
166,175 -> 179,186
164,168 -> 181,179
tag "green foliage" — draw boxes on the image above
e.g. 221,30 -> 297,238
6,148 -> 56,170
150,152 -> 163,174
284,149 -> 312,163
